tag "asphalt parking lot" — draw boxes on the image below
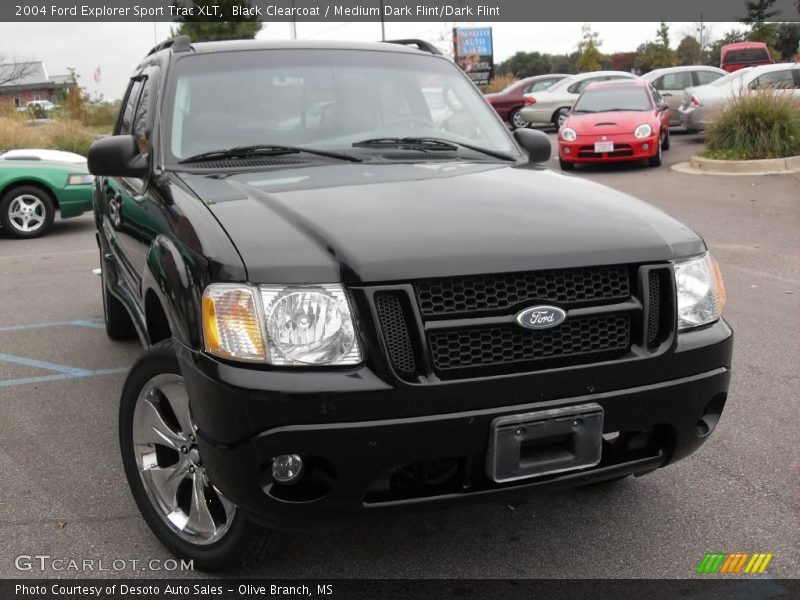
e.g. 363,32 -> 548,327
1,131 -> 798,579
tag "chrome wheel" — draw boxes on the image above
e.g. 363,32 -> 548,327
7,194 -> 46,233
132,373 -> 235,545
511,109 -> 529,129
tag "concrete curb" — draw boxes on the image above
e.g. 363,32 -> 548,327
672,154 -> 800,176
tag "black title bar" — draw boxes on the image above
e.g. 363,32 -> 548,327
6,0 -> 800,22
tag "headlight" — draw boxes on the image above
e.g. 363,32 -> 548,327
561,128 -> 577,142
634,124 -> 653,139
261,285 -> 361,366
201,283 -> 361,366
673,253 -> 726,330
67,174 -> 94,185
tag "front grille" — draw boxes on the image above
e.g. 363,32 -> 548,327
415,265 -> 630,317
577,144 -> 634,158
647,271 -> 661,345
375,293 -> 417,374
428,313 -> 631,374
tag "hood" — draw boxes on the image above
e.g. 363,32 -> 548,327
179,162 -> 703,284
567,111 -> 654,135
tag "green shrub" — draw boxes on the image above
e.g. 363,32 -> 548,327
704,89 -> 800,160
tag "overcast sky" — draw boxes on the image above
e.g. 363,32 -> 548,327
0,21 -> 747,100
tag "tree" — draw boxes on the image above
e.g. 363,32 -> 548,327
0,57 -> 35,86
549,52 -> 579,74
575,25 -> 604,72
774,22 -> 800,60
656,22 -> 671,48
609,52 -> 637,73
676,35 -> 703,65
172,0 -> 261,42
496,51 -> 551,78
741,0 -> 779,23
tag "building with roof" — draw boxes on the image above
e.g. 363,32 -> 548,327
0,61 -> 71,109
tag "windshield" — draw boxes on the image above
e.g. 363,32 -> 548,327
572,87 -> 652,113
166,49 -> 518,163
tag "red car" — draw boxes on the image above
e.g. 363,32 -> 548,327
485,74 -> 568,129
558,80 -> 671,171
720,41 -> 773,73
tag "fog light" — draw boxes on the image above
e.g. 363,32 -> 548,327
564,147 -> 571,154
272,454 -> 304,483
642,143 -> 650,151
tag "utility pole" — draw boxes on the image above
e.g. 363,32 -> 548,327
291,0 -> 297,39
379,0 -> 385,41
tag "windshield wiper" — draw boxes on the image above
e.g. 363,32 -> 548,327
179,144 -> 362,164
352,137 -> 517,162
598,108 -> 649,113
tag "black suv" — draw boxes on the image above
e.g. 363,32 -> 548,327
88,37 -> 732,570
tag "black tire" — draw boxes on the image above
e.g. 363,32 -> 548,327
648,137 -> 663,167
119,340 -> 273,571
509,107 -> 529,130
0,185 -> 55,238
662,128 -> 671,151
552,107 -> 569,129
559,158 -> 575,171
100,258 -> 137,340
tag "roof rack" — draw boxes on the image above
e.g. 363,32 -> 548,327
147,35 -> 193,57
384,39 -> 443,55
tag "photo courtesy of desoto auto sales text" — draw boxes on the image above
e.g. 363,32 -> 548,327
0,0 -> 797,598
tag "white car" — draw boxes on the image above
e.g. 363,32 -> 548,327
0,148 -> 87,164
519,71 -> 639,127
679,63 -> 800,131
641,66 -> 726,126
16,100 -> 57,113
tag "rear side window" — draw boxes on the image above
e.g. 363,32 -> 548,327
656,72 -> 693,90
695,70 -> 723,85
749,69 -> 797,90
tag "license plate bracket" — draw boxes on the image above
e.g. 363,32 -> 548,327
594,141 -> 615,153
487,403 -> 603,483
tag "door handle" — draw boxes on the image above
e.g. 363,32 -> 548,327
661,93 -> 673,97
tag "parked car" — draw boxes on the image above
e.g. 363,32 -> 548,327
558,80 -> 670,170
484,74 -> 569,129
16,100 -> 57,113
88,37 -> 732,570
519,71 -> 639,128
680,63 -> 800,131
720,41 -> 773,73
0,159 -> 94,238
1,148 -> 87,164
641,66 -> 726,126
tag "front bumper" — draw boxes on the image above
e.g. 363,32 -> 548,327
178,319 -> 732,531
58,185 -> 94,219
559,134 -> 659,163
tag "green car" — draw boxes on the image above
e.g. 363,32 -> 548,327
0,158 -> 94,238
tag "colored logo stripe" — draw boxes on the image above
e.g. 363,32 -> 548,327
697,553 -> 773,574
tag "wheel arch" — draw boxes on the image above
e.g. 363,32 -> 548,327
0,179 -> 59,208
142,234 -> 199,349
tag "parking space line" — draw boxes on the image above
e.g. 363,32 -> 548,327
0,353 -> 92,376
0,367 -> 129,388
0,319 -> 105,332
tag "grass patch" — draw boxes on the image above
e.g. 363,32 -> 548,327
704,89 -> 800,160
0,112 -> 96,156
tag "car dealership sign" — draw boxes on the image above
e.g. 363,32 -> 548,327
453,26 -> 494,85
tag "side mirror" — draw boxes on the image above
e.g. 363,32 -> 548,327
88,135 -> 148,178
658,101 -> 669,112
514,128 -> 551,163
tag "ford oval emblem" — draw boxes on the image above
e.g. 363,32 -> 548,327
515,305 -> 567,330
